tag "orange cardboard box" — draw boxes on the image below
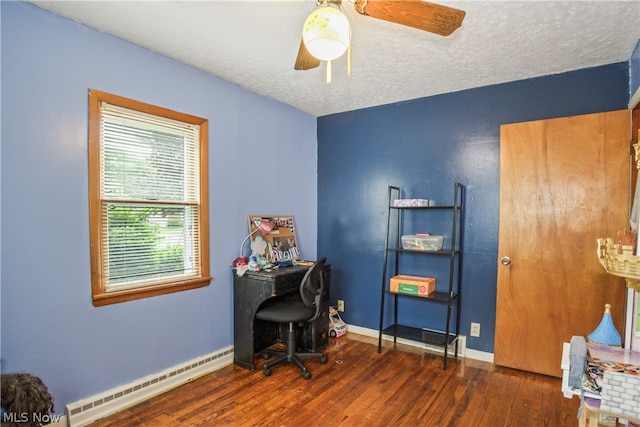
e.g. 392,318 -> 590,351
390,275 -> 435,297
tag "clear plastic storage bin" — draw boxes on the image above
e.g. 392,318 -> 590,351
401,234 -> 444,251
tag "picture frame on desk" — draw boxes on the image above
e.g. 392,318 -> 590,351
247,215 -> 300,262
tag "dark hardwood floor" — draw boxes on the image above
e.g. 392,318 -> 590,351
90,333 -> 580,426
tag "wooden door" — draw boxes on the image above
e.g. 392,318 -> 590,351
495,110 -> 630,377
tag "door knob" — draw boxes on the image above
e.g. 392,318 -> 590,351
500,256 -> 511,266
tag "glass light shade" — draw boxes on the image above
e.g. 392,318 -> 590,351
302,4 -> 351,61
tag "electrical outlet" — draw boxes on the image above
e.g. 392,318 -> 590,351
470,322 -> 480,337
337,299 -> 345,312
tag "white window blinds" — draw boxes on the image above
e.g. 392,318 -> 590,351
99,102 -> 202,291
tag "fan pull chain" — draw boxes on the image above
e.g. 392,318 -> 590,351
325,45 -> 351,83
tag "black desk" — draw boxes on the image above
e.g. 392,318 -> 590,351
233,265 -> 330,370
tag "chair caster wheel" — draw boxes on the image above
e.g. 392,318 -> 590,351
262,352 -> 271,359
263,366 -> 272,377
320,355 -> 328,364
302,370 -> 311,379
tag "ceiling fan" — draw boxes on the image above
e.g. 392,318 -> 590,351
294,0 -> 466,74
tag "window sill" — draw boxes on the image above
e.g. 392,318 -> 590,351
92,277 -> 212,307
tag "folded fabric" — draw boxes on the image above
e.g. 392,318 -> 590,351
569,335 -> 588,389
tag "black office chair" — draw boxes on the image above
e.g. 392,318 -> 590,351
255,257 -> 328,379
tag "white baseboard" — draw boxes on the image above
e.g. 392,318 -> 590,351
65,346 -> 234,427
465,347 -> 494,363
347,324 -> 494,362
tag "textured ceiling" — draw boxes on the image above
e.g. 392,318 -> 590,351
29,0 -> 640,117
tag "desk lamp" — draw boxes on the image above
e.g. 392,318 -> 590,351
233,219 -> 275,268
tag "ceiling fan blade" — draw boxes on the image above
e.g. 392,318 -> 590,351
294,39 -> 321,70
354,0 -> 465,36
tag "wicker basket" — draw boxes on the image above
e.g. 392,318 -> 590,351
597,237 -> 640,291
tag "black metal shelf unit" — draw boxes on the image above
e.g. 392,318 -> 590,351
378,182 -> 465,369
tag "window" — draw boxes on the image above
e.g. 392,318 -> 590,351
88,89 -> 210,306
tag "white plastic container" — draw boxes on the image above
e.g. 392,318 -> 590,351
401,234 -> 444,251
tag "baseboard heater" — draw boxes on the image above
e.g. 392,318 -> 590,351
66,346 -> 233,427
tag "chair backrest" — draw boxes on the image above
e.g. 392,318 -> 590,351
299,257 -> 327,322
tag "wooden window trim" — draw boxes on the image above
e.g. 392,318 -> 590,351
88,89 -> 211,306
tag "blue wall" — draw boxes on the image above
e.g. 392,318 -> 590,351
631,40 -> 640,100
0,2 -> 318,411
317,63 -> 630,353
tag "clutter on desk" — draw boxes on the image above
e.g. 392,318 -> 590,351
234,219 -> 276,272
276,260 -> 292,267
246,215 -> 300,263
248,255 -> 277,272
233,255 -> 277,277
234,215 -> 302,277
232,255 -> 249,277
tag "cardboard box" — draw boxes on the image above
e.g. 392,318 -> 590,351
390,275 -> 435,297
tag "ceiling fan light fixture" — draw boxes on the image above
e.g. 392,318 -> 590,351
302,3 -> 351,61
